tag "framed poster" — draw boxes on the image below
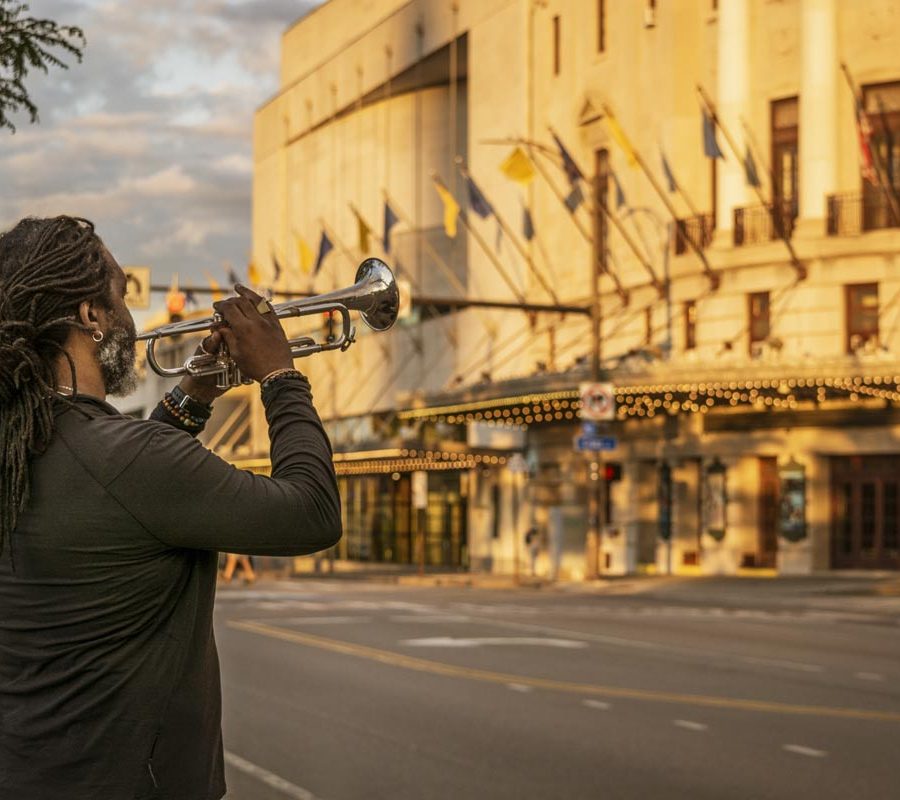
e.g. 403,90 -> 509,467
778,460 -> 807,542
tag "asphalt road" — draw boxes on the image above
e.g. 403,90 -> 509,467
215,577 -> 900,800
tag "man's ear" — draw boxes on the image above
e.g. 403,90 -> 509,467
77,299 -> 100,329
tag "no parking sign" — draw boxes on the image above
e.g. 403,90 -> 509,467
579,382 -> 615,421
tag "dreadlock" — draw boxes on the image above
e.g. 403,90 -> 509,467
0,216 -> 112,559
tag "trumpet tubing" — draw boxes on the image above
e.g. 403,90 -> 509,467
138,258 -> 399,389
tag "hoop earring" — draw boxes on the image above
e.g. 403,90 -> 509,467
92,330 -> 104,343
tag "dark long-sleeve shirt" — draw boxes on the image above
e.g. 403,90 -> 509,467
0,376 -> 341,800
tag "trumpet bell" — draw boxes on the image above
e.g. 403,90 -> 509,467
354,258 -> 400,332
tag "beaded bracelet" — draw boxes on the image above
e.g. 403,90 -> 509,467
260,368 -> 304,393
160,392 -> 207,429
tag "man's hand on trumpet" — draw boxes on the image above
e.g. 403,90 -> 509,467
177,284 -> 295,404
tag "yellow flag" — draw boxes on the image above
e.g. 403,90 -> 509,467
296,234 -> 313,274
605,111 -> 638,167
247,260 -> 262,286
499,146 -> 535,185
354,209 -> 372,252
203,270 -> 223,302
433,179 -> 460,238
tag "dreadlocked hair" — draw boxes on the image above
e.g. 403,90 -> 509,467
0,216 -> 112,559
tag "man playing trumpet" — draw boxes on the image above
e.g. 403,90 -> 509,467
0,216 -> 342,799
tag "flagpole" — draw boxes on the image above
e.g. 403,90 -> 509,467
383,189 -> 502,339
455,158 -> 560,304
350,202 -> 460,349
839,62 -> 900,224
697,85 -> 807,279
517,141 -> 629,303
543,131 -> 663,295
432,171 -> 528,305
738,116 -> 772,190
600,107 -> 719,290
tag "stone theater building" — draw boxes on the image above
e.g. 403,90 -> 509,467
143,0 -> 900,578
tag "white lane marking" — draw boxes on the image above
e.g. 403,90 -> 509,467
277,616 -> 371,625
582,699 -> 611,711
783,744 -> 827,758
400,636 -> 588,649
224,750 -> 325,800
451,617 -> 656,650
389,615 -> 473,624
507,683 -> 533,693
673,720 -> 708,732
741,656 -> 824,673
855,671 -> 885,681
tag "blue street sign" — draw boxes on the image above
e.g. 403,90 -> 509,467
575,435 -> 617,452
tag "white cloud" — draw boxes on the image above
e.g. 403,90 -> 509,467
0,0 -> 322,303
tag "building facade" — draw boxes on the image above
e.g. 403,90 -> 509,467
240,0 -> 900,577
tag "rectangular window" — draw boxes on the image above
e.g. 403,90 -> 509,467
598,0 -> 606,52
552,15 -> 560,76
845,282 -> 879,353
771,97 -> 799,204
862,81 -> 900,230
594,149 -> 610,278
684,300 -> 697,351
748,291 -> 770,354
644,0 -> 657,28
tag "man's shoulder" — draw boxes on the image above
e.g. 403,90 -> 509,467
51,399 -> 186,486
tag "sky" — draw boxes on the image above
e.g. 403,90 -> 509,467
1,0 -> 321,323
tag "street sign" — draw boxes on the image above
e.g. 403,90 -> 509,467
123,266 -> 151,310
579,382 -> 615,421
575,435 -> 617,452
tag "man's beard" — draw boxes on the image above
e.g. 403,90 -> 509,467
98,313 -> 138,397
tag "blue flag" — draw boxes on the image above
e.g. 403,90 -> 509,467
552,131 -> 584,185
227,267 -> 240,286
661,152 -> 677,192
564,183 -> 584,213
314,231 -> 333,275
272,254 -> 283,281
523,206 -> 535,241
743,146 -> 761,188
465,174 -> 493,219
185,289 -> 198,310
702,111 -> 724,159
383,201 -> 400,253
612,171 -> 626,209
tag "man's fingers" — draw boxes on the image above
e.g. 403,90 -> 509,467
233,284 -> 266,305
213,296 -> 252,325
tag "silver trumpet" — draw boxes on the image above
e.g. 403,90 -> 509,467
137,258 -> 400,388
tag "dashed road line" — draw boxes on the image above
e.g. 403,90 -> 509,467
278,616 -> 371,625
741,656 -> 824,673
582,699 -> 611,711
673,720 -> 708,732
228,620 -> 900,723
224,750 -> 325,799
507,683 -> 533,693
783,744 -> 827,758
855,672 -> 885,681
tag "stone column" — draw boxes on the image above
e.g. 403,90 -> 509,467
715,0 -> 750,237
797,0 -> 838,235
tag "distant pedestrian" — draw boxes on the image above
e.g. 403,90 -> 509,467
221,553 -> 257,584
524,526 -> 542,577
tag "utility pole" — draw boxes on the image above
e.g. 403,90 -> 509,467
585,170 -> 604,581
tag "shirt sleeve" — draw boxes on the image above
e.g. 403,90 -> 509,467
105,376 -> 342,555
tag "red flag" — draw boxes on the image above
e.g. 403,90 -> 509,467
854,96 -> 877,185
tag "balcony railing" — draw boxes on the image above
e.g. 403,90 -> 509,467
673,214 -> 714,255
733,199 -> 797,246
827,190 -> 900,236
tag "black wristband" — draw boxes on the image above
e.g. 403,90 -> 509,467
170,385 -> 213,419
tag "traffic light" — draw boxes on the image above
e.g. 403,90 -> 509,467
603,463 -> 622,482
323,310 -> 336,343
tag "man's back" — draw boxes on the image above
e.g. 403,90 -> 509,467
0,397 -> 224,800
